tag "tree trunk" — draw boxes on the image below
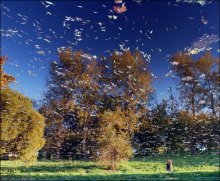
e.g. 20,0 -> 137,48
208,80 -> 216,116
210,93 -> 216,116
190,141 -> 196,155
111,150 -> 117,170
191,86 -> 196,116
82,131 -> 87,159
55,147 -> 60,160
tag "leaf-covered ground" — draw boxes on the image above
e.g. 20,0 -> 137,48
1,153 -> 219,180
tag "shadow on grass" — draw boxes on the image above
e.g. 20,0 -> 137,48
1,171 -> 220,180
1,162 -> 99,173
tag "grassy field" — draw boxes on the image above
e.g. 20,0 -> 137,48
1,153 -> 219,180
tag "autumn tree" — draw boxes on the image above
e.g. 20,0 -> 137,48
195,51 -> 219,116
95,50 -> 152,168
96,108 -> 134,170
170,52 -> 201,115
39,57 -> 71,159
39,101 -> 68,159
170,51 -> 219,153
99,50 -> 152,134
0,56 -> 45,162
40,48 -> 101,159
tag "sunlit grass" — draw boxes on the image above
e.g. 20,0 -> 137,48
1,153 -> 219,180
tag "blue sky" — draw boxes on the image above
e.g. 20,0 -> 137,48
1,0 -> 219,102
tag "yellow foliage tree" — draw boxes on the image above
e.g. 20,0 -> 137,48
0,57 -> 45,162
97,108 -> 135,170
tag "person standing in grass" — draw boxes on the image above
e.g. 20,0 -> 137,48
166,159 -> 173,172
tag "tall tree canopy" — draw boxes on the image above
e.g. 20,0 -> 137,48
170,51 -> 219,116
41,48 -> 153,164
40,48 -> 101,159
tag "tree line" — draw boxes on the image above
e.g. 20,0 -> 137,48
0,49 -> 219,170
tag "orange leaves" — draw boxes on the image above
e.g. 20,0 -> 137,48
170,52 -> 194,77
195,51 -> 213,73
113,4 -> 127,14
170,52 -> 193,67
1,74 -> 16,88
113,0 -> 127,14
0,56 -> 16,88
114,0 -> 123,3
0,56 -> 8,66
58,47 -> 74,66
110,50 -> 151,95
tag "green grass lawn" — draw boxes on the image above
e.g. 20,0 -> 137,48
1,153 -> 219,180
